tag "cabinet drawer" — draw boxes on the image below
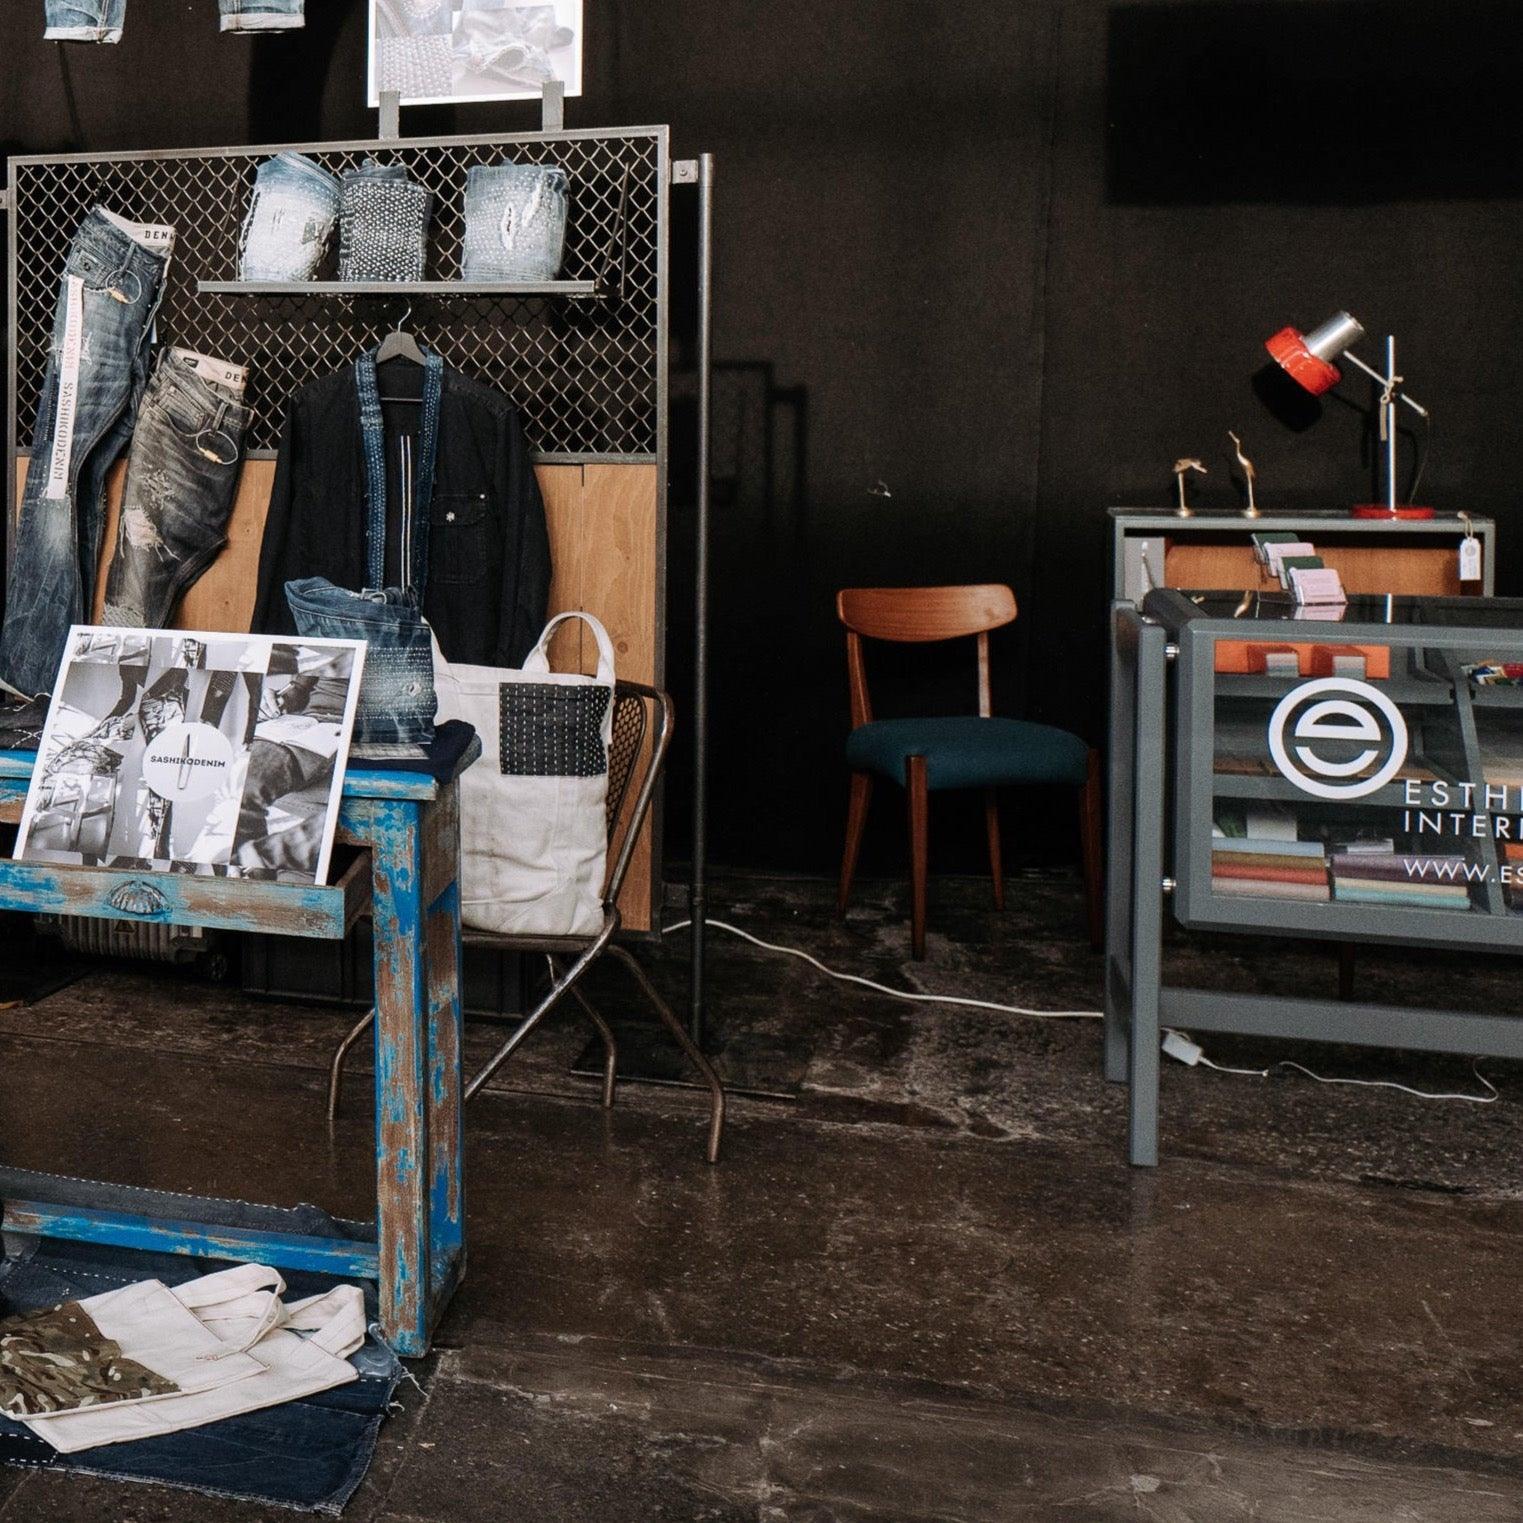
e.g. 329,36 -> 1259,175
0,847 -> 371,940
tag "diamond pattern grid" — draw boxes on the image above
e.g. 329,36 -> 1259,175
10,131 -> 661,458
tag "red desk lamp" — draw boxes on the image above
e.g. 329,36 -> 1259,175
1265,311 -> 1432,519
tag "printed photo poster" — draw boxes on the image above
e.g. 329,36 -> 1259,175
368,0 -> 582,107
15,629 -> 366,886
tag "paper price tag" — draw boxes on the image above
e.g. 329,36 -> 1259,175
1459,536 -> 1482,582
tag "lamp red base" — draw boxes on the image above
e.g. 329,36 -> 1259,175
1351,504 -> 1436,520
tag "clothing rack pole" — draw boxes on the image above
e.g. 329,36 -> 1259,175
690,152 -> 714,1047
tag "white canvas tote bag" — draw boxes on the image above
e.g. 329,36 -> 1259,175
21,1264 -> 365,1453
435,612 -> 615,937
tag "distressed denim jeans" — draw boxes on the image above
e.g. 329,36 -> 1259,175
44,0 -> 302,41
239,152 -> 340,282
101,347 -> 250,631
285,581 -> 437,751
0,208 -> 172,698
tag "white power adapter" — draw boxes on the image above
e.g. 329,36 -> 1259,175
1162,1030 -> 1203,1067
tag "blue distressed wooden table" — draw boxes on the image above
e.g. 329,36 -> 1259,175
0,742 -> 477,1357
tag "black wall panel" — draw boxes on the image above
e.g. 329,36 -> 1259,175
2,1 -> 1518,876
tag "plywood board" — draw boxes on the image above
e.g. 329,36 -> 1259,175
17,454 -> 663,930
1162,542 -> 1472,598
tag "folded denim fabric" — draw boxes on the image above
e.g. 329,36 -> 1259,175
285,578 -> 437,749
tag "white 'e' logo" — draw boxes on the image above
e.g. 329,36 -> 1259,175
1266,677 -> 1408,800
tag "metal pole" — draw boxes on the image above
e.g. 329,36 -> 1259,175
1385,333 -> 1398,512
690,153 -> 714,1046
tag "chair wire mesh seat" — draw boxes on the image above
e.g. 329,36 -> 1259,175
326,681 -> 725,1163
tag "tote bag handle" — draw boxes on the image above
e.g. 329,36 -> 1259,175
521,612 -> 616,684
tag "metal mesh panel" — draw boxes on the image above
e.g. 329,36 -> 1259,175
9,128 -> 663,459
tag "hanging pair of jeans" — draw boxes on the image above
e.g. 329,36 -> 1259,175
285,349 -> 443,754
100,347 -> 251,630
44,0 -> 303,42
0,207 -> 173,699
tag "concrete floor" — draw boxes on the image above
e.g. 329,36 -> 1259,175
1,871 -> 1522,1519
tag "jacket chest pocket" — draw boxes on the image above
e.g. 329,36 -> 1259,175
429,493 -> 491,586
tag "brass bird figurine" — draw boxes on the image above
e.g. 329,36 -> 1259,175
1172,457 -> 1207,517
1228,431 -> 1259,518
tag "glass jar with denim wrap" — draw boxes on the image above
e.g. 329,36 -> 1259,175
339,161 -> 433,283
285,581 -> 437,751
462,164 -> 568,282
239,152 -> 340,282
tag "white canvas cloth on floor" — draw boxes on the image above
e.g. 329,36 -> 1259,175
22,1263 -> 365,1453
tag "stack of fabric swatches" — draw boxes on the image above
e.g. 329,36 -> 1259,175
1329,852 -> 1473,910
1212,837 -> 1330,901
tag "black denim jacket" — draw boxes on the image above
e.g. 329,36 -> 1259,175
252,361 -> 550,667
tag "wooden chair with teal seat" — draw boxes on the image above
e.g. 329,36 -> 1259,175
835,584 -> 1103,959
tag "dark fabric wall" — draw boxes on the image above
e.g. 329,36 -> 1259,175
3,2 -> 1520,876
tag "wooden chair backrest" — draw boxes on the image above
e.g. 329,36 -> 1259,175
835,584 -> 1018,728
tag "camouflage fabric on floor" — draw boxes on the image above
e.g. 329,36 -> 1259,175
0,1300 -> 179,1417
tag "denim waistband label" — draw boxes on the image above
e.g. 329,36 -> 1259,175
44,275 -> 86,501
100,209 -> 177,257
171,348 -> 248,394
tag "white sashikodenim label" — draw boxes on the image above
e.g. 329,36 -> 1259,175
1459,536 -> 1482,582
44,275 -> 86,501
172,348 -> 248,394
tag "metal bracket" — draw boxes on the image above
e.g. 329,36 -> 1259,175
671,159 -> 699,184
540,80 -> 565,133
1164,643 -> 1180,661
0,187 -> 11,214
1161,877 -> 1177,895
378,89 -> 401,141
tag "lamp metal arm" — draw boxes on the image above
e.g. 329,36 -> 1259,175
1340,347 -> 1429,417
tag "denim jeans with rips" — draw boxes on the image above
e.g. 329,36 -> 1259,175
100,347 -> 251,631
44,0 -> 303,41
239,152 -> 341,282
0,208 -> 173,698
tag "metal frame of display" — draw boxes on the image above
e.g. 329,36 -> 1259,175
3,102 -> 717,1042
1107,593 -> 1523,1167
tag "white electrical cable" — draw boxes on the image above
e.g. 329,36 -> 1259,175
1274,1058 -> 1498,1105
665,917 -> 1503,1106
662,918 -> 1102,1020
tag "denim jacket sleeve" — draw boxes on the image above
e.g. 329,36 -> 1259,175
495,405 -> 551,668
253,401 -> 302,637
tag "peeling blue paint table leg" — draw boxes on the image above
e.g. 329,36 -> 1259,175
0,747 -> 475,1360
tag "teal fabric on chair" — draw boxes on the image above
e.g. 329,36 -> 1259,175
846,716 -> 1089,792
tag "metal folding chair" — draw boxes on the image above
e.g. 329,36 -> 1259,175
326,680 -> 724,1162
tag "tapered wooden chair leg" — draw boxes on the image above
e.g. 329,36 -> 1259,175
1079,749 -> 1104,952
984,787 -> 1005,910
838,771 -> 874,915
907,754 -> 929,959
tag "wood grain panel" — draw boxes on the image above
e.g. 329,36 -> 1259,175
18,453 -> 663,931
537,463 -> 586,674
581,465 -> 659,931
1162,542 -> 1471,598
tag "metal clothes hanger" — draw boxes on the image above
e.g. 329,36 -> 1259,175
375,302 -> 425,402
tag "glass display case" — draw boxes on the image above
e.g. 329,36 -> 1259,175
1154,590 -> 1523,950
1106,591 -> 1523,1166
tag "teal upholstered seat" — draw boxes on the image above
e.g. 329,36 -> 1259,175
846,716 -> 1089,792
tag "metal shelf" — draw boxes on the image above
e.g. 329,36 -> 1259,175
196,278 -> 602,298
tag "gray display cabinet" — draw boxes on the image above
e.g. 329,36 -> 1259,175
1107,588 -> 1523,1165
1111,509 -> 1495,603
